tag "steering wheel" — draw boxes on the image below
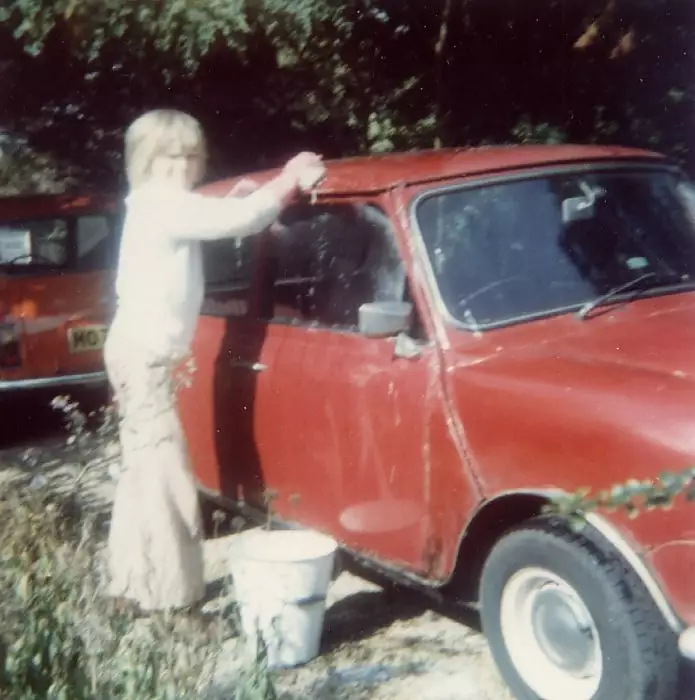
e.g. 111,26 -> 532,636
5,253 -> 58,265
456,275 -> 532,309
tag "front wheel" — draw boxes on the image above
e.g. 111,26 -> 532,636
480,519 -> 678,700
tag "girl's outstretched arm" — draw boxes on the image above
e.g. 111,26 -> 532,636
164,153 -> 325,241
164,172 -> 297,241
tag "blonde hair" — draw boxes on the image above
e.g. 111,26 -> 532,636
124,109 -> 207,188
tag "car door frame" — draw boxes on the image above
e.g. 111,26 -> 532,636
389,182 -> 486,580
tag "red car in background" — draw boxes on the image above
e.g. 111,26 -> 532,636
179,145 -> 695,700
0,193 -> 119,422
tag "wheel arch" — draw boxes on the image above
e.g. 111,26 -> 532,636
448,488 -> 683,634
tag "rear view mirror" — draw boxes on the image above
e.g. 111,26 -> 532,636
358,301 -> 413,338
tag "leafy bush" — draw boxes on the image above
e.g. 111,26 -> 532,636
550,466 -> 695,520
511,115 -> 568,145
0,137 -> 76,196
0,484 -> 232,700
50,395 -> 120,484
0,394 -> 281,699
0,490 -> 94,699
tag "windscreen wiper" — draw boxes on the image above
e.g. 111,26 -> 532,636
577,271 -> 684,319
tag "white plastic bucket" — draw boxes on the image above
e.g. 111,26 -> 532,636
229,528 -> 337,668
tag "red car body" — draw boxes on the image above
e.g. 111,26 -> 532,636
0,193 -> 119,401
179,145 -> 695,699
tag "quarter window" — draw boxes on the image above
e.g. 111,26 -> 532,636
76,215 -> 118,270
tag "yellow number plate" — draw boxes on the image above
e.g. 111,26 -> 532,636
67,325 -> 108,354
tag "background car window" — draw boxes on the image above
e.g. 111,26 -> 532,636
76,214 -> 118,270
0,218 -> 68,267
200,236 -> 259,317
260,202 -> 406,331
416,170 -> 695,328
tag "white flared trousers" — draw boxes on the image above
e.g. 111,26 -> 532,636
104,332 -> 205,611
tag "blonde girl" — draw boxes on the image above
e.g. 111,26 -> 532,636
105,109 -> 325,612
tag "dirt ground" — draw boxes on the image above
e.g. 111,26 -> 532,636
2,431 -> 694,700
202,534 -> 513,700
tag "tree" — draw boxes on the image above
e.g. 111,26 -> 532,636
1,0 -> 692,190
1,0 -> 335,70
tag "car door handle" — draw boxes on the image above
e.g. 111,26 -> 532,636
229,360 -> 267,373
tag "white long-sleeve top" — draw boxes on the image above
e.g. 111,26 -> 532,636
109,180 -> 283,359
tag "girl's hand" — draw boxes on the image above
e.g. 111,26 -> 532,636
226,178 -> 260,198
283,152 -> 326,192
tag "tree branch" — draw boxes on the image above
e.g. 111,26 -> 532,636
433,0 -> 453,149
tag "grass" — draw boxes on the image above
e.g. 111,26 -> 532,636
0,393 -> 501,700
0,483 -> 230,699
0,395 -> 280,700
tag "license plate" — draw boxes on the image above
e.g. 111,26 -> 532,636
67,325 -> 108,354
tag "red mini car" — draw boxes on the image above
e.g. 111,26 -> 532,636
179,145 -> 695,700
0,193 -> 119,417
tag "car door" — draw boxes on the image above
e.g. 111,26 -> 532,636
250,199 -> 442,572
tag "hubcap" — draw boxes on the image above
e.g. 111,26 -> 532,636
500,567 -> 602,700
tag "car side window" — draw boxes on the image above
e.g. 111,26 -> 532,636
260,202 -> 406,331
200,235 -> 259,317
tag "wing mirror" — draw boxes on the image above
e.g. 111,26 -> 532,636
562,182 -> 606,224
358,301 -> 413,338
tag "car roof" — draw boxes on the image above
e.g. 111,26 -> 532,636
200,144 -> 667,197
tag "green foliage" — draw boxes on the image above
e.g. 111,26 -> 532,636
0,398 -> 279,699
0,142 -> 75,196
1,0 -> 693,189
0,485 -> 226,699
0,0 -> 337,71
549,466 -> 695,521
511,115 -> 568,145
247,3 -> 436,153
0,493 -> 93,699
234,636 -> 278,700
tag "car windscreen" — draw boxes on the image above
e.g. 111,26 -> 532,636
414,167 -> 695,329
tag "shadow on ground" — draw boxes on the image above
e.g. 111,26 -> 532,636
321,588 -> 426,654
321,565 -> 695,700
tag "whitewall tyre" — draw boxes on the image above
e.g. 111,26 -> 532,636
479,518 -> 679,700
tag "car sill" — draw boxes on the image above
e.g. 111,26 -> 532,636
0,371 -> 108,392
